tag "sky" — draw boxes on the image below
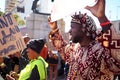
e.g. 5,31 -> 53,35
0,0 -> 120,21
0,0 -> 5,12
0,0 -> 120,32
106,0 -> 120,21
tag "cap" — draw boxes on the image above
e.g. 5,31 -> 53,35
27,39 -> 45,53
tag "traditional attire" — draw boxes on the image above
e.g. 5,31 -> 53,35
49,30 -> 120,80
48,13 -> 120,80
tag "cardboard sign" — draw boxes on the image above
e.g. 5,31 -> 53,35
0,13 -> 26,57
50,0 -> 97,22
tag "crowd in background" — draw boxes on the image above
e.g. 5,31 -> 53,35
0,35 -> 66,80
1,0 -> 120,80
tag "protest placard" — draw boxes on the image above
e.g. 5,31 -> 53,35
0,13 -> 26,56
50,0 -> 98,22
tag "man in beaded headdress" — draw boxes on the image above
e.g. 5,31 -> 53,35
71,12 -> 97,41
48,0 -> 120,80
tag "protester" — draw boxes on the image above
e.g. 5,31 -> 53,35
0,56 -> 13,79
10,35 -> 30,74
47,50 -> 58,80
18,35 -> 30,71
0,35 -> 30,80
48,0 -> 120,80
40,43 -> 48,61
6,39 -> 48,80
9,54 -> 19,73
0,53 -> 20,79
57,52 -> 65,77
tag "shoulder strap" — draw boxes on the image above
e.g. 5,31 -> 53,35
38,58 -> 47,80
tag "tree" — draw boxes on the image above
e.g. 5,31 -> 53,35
0,11 -> 4,16
0,11 -> 25,26
13,13 -> 25,26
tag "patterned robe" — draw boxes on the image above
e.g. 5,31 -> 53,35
49,30 -> 120,80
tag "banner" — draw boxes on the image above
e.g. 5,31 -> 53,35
0,13 -> 26,56
50,0 -> 97,22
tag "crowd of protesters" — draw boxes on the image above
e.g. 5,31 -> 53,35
48,0 -> 120,80
0,0 -> 120,80
0,35 -> 64,80
0,36 -> 30,80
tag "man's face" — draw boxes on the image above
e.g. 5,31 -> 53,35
24,37 -> 30,44
69,22 -> 85,43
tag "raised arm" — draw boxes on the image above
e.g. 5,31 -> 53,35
48,16 -> 67,60
85,0 -> 111,32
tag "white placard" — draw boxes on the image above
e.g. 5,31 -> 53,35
50,0 -> 98,22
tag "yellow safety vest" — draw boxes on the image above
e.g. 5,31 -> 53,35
19,56 -> 48,80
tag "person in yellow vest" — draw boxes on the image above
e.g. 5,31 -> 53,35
6,39 -> 48,80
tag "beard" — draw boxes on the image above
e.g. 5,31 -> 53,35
72,36 -> 81,43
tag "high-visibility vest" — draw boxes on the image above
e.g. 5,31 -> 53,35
19,56 -> 48,80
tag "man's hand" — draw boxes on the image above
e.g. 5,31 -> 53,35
85,0 -> 105,18
48,16 -> 58,30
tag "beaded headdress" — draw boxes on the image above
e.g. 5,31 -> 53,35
71,12 -> 97,39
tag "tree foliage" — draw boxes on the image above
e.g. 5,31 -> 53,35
0,11 -> 25,26
13,13 -> 25,26
0,11 -> 5,16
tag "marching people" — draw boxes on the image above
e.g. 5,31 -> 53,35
18,35 -> 30,71
47,50 -> 59,80
48,0 -> 120,80
40,42 -> 48,61
0,35 -> 30,80
0,56 -> 13,79
6,39 -> 48,80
